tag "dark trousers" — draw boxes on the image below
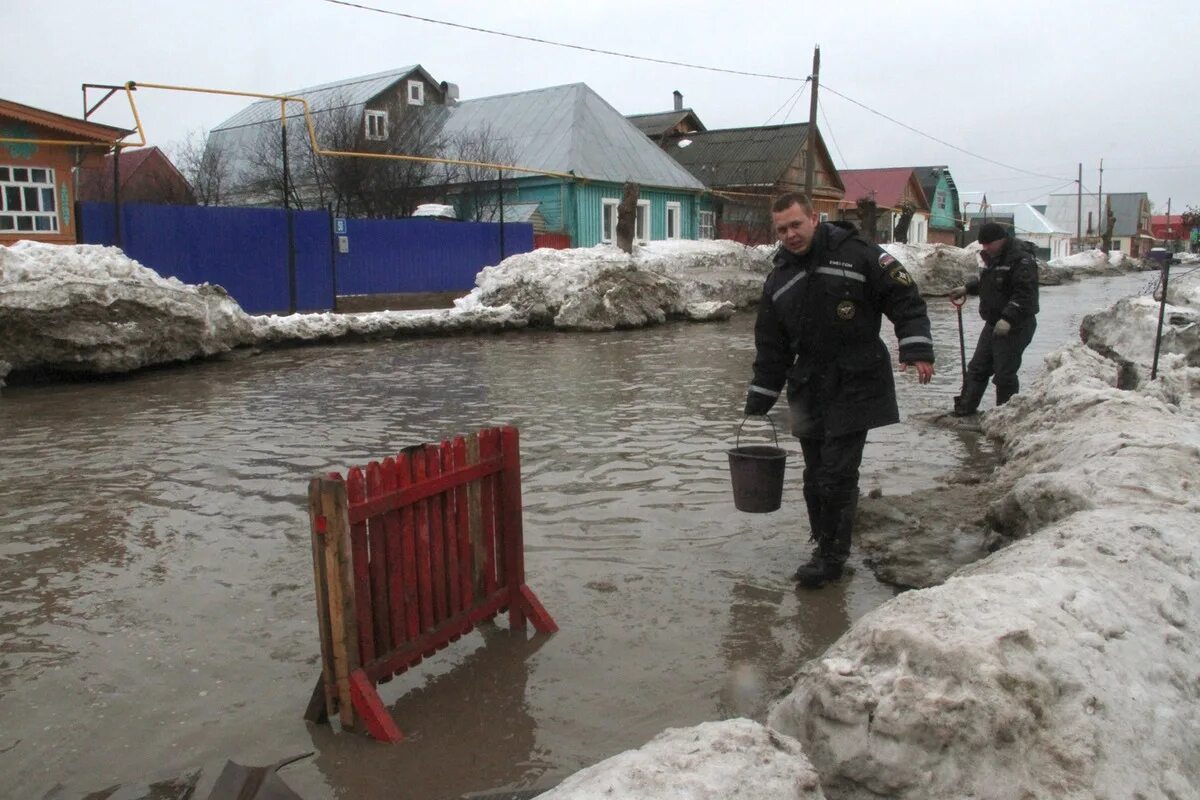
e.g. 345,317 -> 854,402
799,430 -> 868,505
963,318 -> 1037,407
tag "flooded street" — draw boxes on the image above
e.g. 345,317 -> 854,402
0,272 -> 1152,799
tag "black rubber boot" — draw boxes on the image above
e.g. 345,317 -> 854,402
953,380 -> 987,417
792,543 -> 841,586
803,485 -> 823,543
794,495 -> 856,589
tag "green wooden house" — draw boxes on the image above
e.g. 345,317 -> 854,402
913,166 -> 962,245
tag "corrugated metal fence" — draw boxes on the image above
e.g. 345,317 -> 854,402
78,202 -> 534,315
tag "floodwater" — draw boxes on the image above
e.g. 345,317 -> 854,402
0,272 -> 1153,799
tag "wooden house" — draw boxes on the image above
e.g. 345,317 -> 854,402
77,146 -> 196,205
836,167 -> 931,244
912,166 -> 962,245
1,98 -> 128,245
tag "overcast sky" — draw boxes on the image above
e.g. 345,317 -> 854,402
5,0 -> 1199,215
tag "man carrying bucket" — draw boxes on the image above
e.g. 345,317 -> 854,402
743,193 -> 935,588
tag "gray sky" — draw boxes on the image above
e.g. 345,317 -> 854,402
6,0 -> 1199,214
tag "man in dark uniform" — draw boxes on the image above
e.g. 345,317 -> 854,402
743,193 -> 935,588
949,222 -> 1040,416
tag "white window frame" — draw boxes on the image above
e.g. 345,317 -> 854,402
365,109 -> 388,141
407,80 -> 425,106
819,212 -> 829,223
698,210 -> 715,240
636,199 -> 650,243
665,201 -> 682,240
0,164 -> 59,234
601,198 -> 619,242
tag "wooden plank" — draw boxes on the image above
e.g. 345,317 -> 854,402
453,436 -> 473,624
425,443 -> 448,624
318,476 -> 360,730
412,447 -> 435,633
441,440 -> 461,618
346,459 -> 504,523
346,467 -> 375,666
365,461 -> 392,659
479,428 -> 499,598
397,451 -> 421,645
499,426 -> 526,629
381,457 -> 407,653
466,432 -> 485,602
348,669 -> 403,743
306,477 -> 338,722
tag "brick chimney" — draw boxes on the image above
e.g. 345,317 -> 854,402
673,90 -> 683,111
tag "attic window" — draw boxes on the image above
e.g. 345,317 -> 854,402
365,110 -> 388,141
407,80 -> 424,106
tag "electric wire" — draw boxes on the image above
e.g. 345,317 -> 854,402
818,97 -> 848,168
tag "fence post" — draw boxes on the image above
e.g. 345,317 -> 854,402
311,475 -> 360,731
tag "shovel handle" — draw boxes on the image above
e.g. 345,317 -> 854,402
738,415 -> 780,450
949,295 -> 966,309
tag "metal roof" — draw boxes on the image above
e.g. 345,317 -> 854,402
968,203 -> 1069,235
624,109 -> 705,139
1045,192 -> 1148,238
838,167 -> 929,211
665,123 -> 809,188
440,83 -> 704,189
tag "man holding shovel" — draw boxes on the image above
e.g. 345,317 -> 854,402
948,222 -> 1040,416
743,193 -> 935,588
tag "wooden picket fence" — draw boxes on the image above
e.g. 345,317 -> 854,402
304,425 -> 557,741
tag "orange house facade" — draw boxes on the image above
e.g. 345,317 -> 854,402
1,98 -> 128,245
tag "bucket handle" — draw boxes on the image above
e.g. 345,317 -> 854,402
737,415 -> 780,450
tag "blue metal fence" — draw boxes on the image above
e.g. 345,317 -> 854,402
78,203 -> 534,315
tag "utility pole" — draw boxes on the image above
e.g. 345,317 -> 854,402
804,45 -> 820,200
1096,158 -> 1104,238
1075,163 -> 1082,253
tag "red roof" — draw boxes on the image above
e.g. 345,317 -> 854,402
1150,214 -> 1189,239
836,167 -> 927,211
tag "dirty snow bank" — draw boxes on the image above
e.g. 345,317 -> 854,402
1080,268 -> 1200,369
0,241 -> 254,379
534,719 -> 825,800
767,338 -> 1200,799
1050,247 -> 1140,277
882,242 -> 979,294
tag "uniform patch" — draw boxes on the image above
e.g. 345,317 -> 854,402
889,266 -> 913,286
836,300 -> 856,320
879,253 -> 898,268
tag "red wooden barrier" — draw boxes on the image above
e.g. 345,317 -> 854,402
533,232 -> 572,250
304,426 -> 557,741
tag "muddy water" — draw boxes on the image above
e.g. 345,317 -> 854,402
0,272 -> 1152,799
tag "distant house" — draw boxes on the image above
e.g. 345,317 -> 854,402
1150,214 -> 1191,248
433,82 -> 706,246
966,203 -> 1072,261
663,122 -> 845,245
1,98 -> 128,245
77,146 -> 195,205
1044,192 -> 1153,256
912,166 -> 962,245
837,167 -> 931,244
625,91 -> 706,147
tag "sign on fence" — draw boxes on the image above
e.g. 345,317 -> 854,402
304,426 -> 557,741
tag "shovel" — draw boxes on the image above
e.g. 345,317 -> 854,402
950,294 -> 967,379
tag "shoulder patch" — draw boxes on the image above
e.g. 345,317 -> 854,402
879,253 -> 898,268
889,265 -> 913,286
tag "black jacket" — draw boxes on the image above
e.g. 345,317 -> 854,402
749,222 -> 935,437
966,238 -> 1040,325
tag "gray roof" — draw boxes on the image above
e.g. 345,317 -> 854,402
968,203 -> 1068,235
476,202 -> 543,223
1045,192 -> 1149,238
439,83 -> 703,189
664,124 -> 809,188
625,110 -> 705,139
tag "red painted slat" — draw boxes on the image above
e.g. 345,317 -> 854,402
425,443 -> 448,624
499,427 -> 526,628
441,441 -> 461,617
346,466 -> 375,665
365,462 -> 392,657
479,428 -> 499,597
346,459 -> 503,523
397,452 -> 420,643
453,436 -> 473,624
381,457 -> 406,649
412,448 -> 435,633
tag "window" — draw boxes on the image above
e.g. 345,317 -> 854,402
819,212 -> 829,223
407,80 -> 424,106
602,198 -> 619,242
698,210 -> 715,239
0,164 -> 58,234
365,110 -> 388,141
635,200 -> 650,242
666,202 -> 682,240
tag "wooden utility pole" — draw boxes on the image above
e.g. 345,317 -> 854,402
1075,163 -> 1082,253
804,45 -> 820,200
1096,158 -> 1104,237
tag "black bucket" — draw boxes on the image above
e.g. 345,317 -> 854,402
727,416 -> 788,513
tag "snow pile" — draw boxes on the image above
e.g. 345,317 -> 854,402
1080,269 -> 1200,369
534,720 -> 825,800
1049,247 -> 1139,277
0,241 -> 254,378
882,242 -> 980,294
248,304 -> 526,344
767,339 -> 1200,799
456,241 -> 768,330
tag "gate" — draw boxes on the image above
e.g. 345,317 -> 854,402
304,426 -> 557,741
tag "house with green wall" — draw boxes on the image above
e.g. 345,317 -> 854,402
913,166 -> 962,245
435,82 -> 706,247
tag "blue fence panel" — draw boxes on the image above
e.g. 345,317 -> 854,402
336,218 -> 534,295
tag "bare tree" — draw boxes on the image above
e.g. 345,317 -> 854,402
616,182 -> 639,253
174,128 -> 233,205
439,123 -> 517,221
856,197 -> 880,242
1101,196 -> 1116,253
892,200 -> 916,243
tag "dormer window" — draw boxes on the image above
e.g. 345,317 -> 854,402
365,110 -> 388,140
407,80 -> 424,106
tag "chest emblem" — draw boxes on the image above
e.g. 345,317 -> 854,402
836,300 -> 857,320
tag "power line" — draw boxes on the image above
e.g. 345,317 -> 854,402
817,97 -> 847,168
760,81 -> 810,127
820,82 -> 1072,182
319,0 -> 806,82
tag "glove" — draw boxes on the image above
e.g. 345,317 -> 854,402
994,319 -> 1012,337
743,391 -> 777,417
948,286 -> 967,301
